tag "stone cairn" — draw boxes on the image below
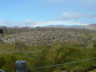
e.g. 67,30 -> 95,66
1,30 -> 94,48
0,29 -> 4,43
2,31 -> 78,46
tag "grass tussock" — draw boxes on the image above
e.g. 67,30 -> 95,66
14,41 -> 29,54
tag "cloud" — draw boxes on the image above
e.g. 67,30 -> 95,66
74,0 -> 95,5
0,20 -> 11,26
0,19 -> 44,27
60,12 -> 83,20
0,20 -> 22,27
74,0 -> 96,10
21,19 -> 44,27
55,11 -> 96,25
22,19 -> 42,25
88,14 -> 96,19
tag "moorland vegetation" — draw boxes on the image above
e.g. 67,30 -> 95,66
0,27 -> 96,72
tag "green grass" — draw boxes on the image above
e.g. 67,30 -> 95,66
77,33 -> 85,36
0,42 -> 96,72
1,33 -> 96,72
90,69 -> 96,72
4,34 -> 11,37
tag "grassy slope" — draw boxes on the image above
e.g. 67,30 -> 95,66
0,42 -> 96,72
0,33 -> 96,72
90,69 -> 96,72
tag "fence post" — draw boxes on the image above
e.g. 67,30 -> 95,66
16,60 -> 26,72
0,69 -> 5,72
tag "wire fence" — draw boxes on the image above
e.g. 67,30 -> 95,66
1,57 -> 96,72
26,57 -> 96,70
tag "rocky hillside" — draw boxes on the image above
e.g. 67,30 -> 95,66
2,31 -> 78,46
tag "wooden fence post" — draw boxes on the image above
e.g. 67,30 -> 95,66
16,60 -> 26,72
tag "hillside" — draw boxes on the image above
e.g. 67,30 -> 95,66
45,24 -> 96,30
0,42 -> 96,72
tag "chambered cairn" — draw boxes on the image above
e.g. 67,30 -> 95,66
2,30 -> 94,48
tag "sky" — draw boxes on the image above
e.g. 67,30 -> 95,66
0,0 -> 96,27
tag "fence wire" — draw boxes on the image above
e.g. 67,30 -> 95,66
27,57 -> 96,70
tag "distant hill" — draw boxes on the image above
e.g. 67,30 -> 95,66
44,24 -> 96,30
88,24 -> 96,27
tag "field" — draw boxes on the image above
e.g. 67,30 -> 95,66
1,28 -> 96,72
0,41 -> 96,72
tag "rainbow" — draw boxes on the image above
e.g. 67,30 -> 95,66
28,21 -> 96,30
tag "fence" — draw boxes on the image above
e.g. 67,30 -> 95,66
0,57 -> 96,72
